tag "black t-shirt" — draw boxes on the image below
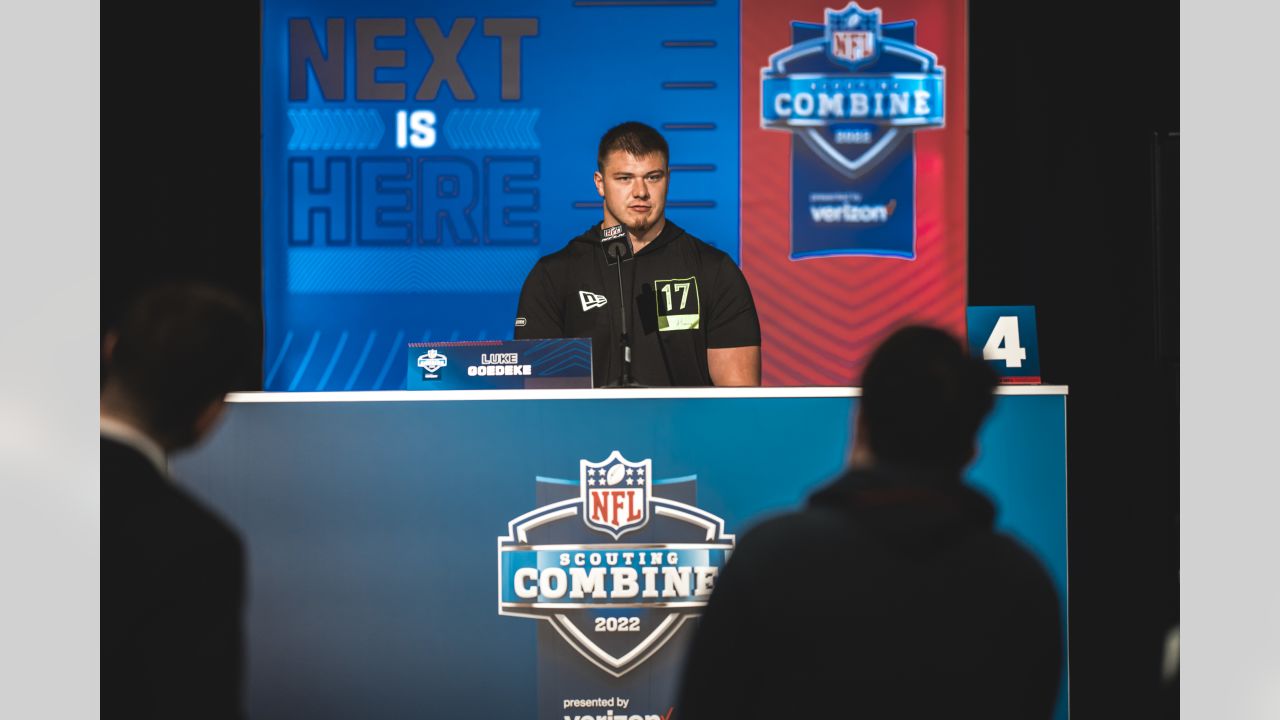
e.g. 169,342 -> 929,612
515,220 -> 760,387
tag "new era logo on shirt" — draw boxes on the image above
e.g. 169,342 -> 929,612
579,291 -> 608,311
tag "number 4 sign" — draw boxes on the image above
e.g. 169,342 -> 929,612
966,306 -> 1042,384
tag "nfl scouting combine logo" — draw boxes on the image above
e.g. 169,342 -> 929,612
761,2 -> 945,259
497,451 -> 734,677
416,349 -> 448,379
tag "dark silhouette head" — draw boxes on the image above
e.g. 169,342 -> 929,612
858,325 -> 999,473
102,283 -> 259,451
597,121 -> 669,171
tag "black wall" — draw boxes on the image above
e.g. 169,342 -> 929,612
104,5 -> 262,340
970,3 -> 1178,716
105,3 -> 1179,715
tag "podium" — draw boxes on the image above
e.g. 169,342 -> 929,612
175,386 -> 1069,719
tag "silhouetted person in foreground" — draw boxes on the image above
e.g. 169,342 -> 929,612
101,283 -> 258,719
677,325 -> 1062,719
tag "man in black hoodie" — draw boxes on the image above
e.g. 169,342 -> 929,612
676,326 -> 1063,719
515,121 -> 760,387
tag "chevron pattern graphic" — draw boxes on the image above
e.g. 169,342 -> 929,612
444,109 -> 541,149
287,109 -> 386,150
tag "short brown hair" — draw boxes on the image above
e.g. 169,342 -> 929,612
860,326 -> 998,472
105,283 -> 259,447
597,121 -> 669,171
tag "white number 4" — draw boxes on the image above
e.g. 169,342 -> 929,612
982,316 -> 1027,368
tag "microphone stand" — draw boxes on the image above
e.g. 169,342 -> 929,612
603,241 -> 643,388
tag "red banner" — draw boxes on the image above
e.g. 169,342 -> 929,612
741,0 -> 968,386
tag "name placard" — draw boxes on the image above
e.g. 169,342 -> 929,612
407,339 -> 592,390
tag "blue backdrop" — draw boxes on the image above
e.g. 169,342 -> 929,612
263,0 -> 742,390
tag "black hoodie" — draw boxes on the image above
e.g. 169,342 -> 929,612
678,464 -> 1063,719
514,220 -> 760,386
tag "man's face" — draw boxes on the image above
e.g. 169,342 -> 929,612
594,150 -> 669,235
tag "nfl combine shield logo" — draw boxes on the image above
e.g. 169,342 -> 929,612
826,2 -> 882,69
416,349 -> 448,379
581,451 -> 650,539
498,452 -> 736,677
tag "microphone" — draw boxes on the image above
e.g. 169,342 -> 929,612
601,223 -> 633,265
600,224 -> 640,387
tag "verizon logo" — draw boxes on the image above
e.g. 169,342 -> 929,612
579,291 -> 608,311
